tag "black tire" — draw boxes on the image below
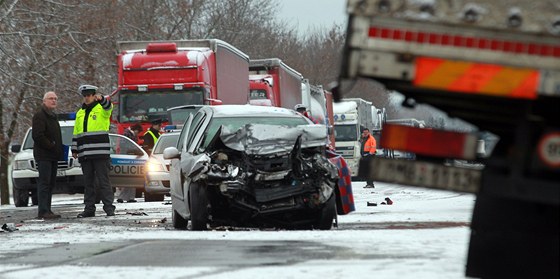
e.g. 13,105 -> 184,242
13,187 -> 29,207
145,193 -> 164,202
172,209 -> 188,229
315,195 -> 336,230
31,189 -> 38,206
189,182 -> 208,231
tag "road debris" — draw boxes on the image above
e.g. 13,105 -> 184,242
2,223 -> 18,232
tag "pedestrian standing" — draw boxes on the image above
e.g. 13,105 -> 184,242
72,85 -> 115,218
117,123 -> 142,203
142,119 -> 162,154
32,91 -> 63,219
360,128 -> 377,188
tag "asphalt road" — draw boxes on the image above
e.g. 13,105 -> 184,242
0,184 -> 475,278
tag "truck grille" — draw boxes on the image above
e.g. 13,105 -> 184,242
335,146 -> 355,159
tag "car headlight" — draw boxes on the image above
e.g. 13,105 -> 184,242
13,160 -> 31,170
146,159 -> 166,172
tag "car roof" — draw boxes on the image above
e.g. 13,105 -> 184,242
59,120 -> 75,127
159,132 -> 180,137
207,105 -> 301,117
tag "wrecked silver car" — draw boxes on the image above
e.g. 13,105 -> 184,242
164,105 -> 339,230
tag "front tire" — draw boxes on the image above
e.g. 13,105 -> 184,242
13,187 -> 29,207
189,182 -> 209,231
315,195 -> 336,230
172,209 -> 188,229
145,193 -> 164,202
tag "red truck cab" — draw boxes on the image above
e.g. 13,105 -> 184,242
114,40 -> 250,134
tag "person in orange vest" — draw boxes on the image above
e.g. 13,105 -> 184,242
360,128 -> 377,188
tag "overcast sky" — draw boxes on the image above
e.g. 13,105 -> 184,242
277,0 -> 347,35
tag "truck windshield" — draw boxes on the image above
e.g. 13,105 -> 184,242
250,89 -> 268,100
22,126 -> 75,150
168,106 -> 203,126
334,124 -> 358,141
119,89 -> 204,123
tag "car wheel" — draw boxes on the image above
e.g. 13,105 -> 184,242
315,195 -> 336,230
13,187 -> 29,207
145,193 -> 164,202
31,189 -> 38,206
189,182 -> 208,231
172,209 -> 188,229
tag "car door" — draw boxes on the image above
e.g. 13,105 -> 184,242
168,112 -> 195,203
108,134 -> 148,189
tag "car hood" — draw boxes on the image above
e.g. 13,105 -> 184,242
214,124 -> 328,155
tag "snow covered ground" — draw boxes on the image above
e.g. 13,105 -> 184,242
0,181 -> 476,278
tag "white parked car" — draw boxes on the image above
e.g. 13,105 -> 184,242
144,132 -> 180,201
10,118 -> 148,206
10,119 -> 81,207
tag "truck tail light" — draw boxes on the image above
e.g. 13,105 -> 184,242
380,123 -> 478,160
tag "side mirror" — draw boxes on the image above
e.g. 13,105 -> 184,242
11,144 -> 21,153
163,147 -> 180,160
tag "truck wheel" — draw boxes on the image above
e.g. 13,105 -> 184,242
172,209 -> 188,229
13,187 -> 29,207
189,182 -> 208,231
315,195 -> 336,230
145,193 -> 164,202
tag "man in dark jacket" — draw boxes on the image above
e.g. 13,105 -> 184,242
32,91 -> 63,219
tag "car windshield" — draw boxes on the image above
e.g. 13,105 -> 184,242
203,116 -> 309,148
249,89 -> 267,100
153,134 -> 180,154
22,126 -> 75,150
119,89 -> 204,123
334,124 -> 358,141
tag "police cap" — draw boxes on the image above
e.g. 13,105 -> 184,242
78,85 -> 98,96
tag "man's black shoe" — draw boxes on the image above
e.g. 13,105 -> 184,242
77,211 -> 95,218
38,212 -> 61,219
117,199 -> 124,203
105,210 -> 115,216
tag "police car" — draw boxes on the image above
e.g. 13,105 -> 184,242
10,115 -> 148,207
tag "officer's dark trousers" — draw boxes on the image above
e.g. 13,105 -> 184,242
81,158 -> 115,213
37,160 -> 57,216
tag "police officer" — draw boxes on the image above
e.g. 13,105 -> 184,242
72,85 -> 115,218
142,119 -> 161,154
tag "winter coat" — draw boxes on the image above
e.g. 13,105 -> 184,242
32,105 -> 63,161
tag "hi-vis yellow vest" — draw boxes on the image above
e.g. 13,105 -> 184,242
72,98 -> 113,160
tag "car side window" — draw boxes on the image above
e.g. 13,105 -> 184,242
109,135 -> 143,155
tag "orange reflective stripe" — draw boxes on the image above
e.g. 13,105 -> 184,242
414,57 -> 538,99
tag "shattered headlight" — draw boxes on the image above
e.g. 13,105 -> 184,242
146,158 -> 166,172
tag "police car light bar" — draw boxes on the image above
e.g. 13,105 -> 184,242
57,112 -> 76,120
380,123 -> 478,160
